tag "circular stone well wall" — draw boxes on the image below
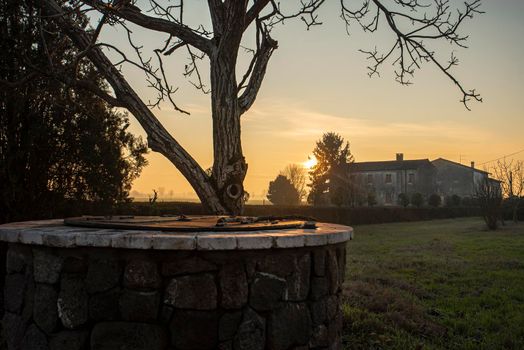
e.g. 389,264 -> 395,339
0,219 -> 352,350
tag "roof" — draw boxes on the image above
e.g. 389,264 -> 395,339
348,159 -> 433,172
431,158 -> 490,175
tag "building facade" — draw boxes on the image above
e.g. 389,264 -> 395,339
349,154 -> 436,206
432,158 -> 501,198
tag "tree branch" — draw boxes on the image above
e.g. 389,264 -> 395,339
39,0 -> 225,212
238,28 -> 278,114
81,0 -> 213,55
341,0 -> 483,109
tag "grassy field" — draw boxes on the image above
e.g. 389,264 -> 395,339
341,218 -> 524,350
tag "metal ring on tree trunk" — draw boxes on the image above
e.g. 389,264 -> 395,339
226,183 -> 242,199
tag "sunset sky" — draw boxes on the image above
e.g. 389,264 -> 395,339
104,1 -> 524,201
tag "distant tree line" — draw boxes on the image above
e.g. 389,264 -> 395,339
0,0 -> 147,223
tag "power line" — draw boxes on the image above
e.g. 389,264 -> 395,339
478,148 -> 524,166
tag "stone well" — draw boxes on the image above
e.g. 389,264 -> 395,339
0,217 -> 352,350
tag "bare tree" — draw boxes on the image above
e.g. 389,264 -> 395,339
281,164 -> 307,203
493,159 -> 523,223
19,0 -> 482,214
475,177 -> 502,230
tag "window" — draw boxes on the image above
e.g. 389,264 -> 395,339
408,173 -> 415,184
385,174 -> 392,184
385,192 -> 393,204
367,174 -> 373,184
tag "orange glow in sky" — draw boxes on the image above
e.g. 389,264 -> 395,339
303,156 -> 318,170
107,1 -> 524,202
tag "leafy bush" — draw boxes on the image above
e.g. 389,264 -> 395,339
398,193 -> 410,207
411,193 -> 424,208
445,194 -> 462,207
428,194 -> 442,207
367,193 -> 377,207
267,175 -> 300,206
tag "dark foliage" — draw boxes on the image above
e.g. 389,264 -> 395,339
428,194 -> 442,208
398,193 -> 410,208
445,194 -> 462,207
367,193 -> 377,207
308,132 -> 354,206
475,178 -> 502,230
0,0 -> 148,223
411,193 -> 424,208
116,201 -> 480,227
267,175 -> 300,206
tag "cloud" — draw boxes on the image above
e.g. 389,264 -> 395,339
243,98 -> 490,143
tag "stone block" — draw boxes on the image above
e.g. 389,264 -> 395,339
89,288 -> 120,321
218,341 -> 233,350
304,233 -> 328,247
310,299 -> 327,326
271,234 -> 305,248
197,235 -> 237,250
151,234 -> 196,250
42,229 -> 78,247
337,246 -> 347,284
257,254 -> 296,278
219,262 -> 248,309
311,277 -> 329,300
123,260 -> 161,290
327,295 -> 339,321
159,304 -> 174,324
309,325 -> 329,348
164,273 -> 217,310
4,273 -> 26,313
91,322 -> 168,350
249,272 -> 286,311
85,258 -> 121,294
268,303 -> 311,350
57,274 -> 88,329
170,310 -> 218,349
21,324 -> 48,350
119,289 -> 160,322
327,231 -> 351,245
2,312 -> 27,350
33,249 -> 63,284
233,308 -> 266,350
313,250 -> 326,277
286,253 -> 311,301
327,250 -> 340,294
62,256 -> 87,274
235,235 -> 273,250
6,245 -> 31,273
161,256 -> 216,276
219,311 -> 242,341
49,330 -> 89,350
34,284 -> 58,334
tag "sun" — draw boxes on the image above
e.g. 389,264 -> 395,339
303,156 -> 318,169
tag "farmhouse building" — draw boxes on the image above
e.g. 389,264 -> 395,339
431,158 -> 501,198
349,153 -> 436,206
347,154 -> 501,206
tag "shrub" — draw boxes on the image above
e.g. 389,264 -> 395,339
445,194 -> 462,207
367,193 -> 377,207
411,193 -> 424,208
475,178 -> 502,230
398,193 -> 410,207
428,194 -> 442,207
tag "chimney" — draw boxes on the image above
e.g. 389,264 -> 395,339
471,161 -> 475,169
396,153 -> 404,161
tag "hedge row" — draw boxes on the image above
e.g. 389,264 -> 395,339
5,200 -> 522,226
113,202 -> 482,226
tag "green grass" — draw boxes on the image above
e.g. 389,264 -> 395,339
342,218 -> 524,350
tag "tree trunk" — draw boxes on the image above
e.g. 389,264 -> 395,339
207,34 -> 247,215
40,0 -> 253,215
